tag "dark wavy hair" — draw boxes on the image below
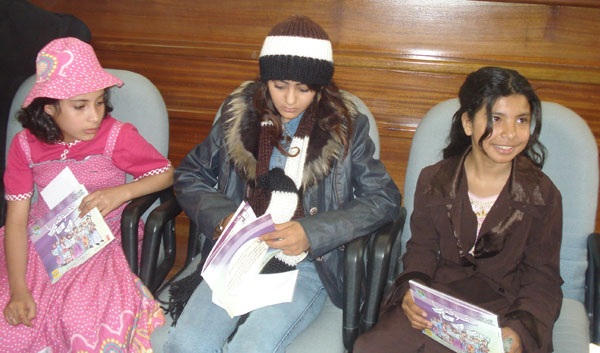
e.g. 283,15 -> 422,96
443,66 -> 545,168
16,89 -> 114,144
252,80 -> 353,158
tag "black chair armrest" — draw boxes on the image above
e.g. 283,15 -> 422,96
139,188 -> 182,292
157,219 -> 205,286
0,182 -> 6,228
121,189 -> 162,274
185,221 -> 202,267
343,235 -> 368,352
586,232 -> 600,344
342,208 -> 408,352
361,207 -> 407,333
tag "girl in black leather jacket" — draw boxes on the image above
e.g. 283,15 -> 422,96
165,15 -> 401,353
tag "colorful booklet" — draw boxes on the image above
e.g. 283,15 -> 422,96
202,201 -> 298,317
29,168 -> 114,283
409,280 -> 504,353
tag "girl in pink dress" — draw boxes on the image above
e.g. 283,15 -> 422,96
0,37 -> 172,352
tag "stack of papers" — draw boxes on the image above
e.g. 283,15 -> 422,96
202,201 -> 299,317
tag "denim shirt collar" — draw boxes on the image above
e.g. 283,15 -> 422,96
269,111 -> 305,170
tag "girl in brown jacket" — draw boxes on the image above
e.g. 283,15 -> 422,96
354,67 -> 563,353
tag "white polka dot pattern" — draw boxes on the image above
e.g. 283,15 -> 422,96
104,121 -> 122,158
23,37 -> 123,107
0,118 -> 166,351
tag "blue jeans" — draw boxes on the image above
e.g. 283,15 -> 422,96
165,260 -> 327,353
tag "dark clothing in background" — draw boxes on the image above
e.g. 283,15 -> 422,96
0,0 -> 90,225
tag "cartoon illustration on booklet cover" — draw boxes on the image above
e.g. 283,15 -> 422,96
29,188 -> 114,283
410,282 -> 501,353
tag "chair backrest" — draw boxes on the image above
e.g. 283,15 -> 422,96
6,69 -> 169,182
399,98 -> 598,304
347,91 -> 380,159
212,86 -> 380,159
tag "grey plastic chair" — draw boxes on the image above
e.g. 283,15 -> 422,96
394,98 -> 599,353
4,69 -> 175,286
148,89 -> 405,353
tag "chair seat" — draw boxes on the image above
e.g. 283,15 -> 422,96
286,297 -> 344,353
552,298 -> 590,353
150,255 -> 345,353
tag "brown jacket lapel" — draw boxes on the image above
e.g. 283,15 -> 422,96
427,147 -> 547,261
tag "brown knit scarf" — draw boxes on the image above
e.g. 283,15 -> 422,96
164,111 -> 317,326
249,112 -> 316,220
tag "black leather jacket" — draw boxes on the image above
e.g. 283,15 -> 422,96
174,82 -> 401,307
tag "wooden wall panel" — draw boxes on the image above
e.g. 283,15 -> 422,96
93,52 -> 258,114
29,0 -> 600,243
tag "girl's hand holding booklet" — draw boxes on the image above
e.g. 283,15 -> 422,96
409,280 -> 505,353
201,201 -> 299,318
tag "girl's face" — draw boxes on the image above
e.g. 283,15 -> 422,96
267,80 -> 316,123
462,94 -> 531,167
44,89 -> 106,143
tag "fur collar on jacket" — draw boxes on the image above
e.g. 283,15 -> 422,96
221,81 -> 355,189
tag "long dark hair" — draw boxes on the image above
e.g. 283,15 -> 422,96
17,89 -> 114,144
442,66 -> 545,168
253,80 -> 353,158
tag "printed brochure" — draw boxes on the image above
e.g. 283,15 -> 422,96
202,201 -> 298,317
409,280 -> 504,353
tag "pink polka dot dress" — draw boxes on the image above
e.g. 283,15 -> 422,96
0,116 -> 168,352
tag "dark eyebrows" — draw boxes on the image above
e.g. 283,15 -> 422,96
279,80 -> 308,87
67,98 -> 89,103
67,91 -> 105,103
491,111 -> 531,117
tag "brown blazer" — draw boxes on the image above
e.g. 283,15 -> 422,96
386,149 -> 563,352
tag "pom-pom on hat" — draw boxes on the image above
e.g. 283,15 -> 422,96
259,15 -> 334,86
23,37 -> 123,107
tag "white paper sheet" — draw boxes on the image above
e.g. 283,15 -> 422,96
202,201 -> 298,317
40,167 -> 82,209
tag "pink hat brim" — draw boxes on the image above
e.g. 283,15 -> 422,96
22,69 -> 123,108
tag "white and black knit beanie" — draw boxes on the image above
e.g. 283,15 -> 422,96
259,15 -> 334,86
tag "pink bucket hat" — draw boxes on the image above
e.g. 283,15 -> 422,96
23,37 -> 123,107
